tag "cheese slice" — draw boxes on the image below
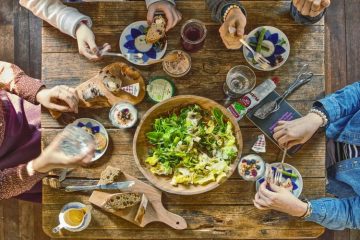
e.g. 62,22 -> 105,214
121,83 -> 140,97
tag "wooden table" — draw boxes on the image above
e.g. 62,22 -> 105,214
41,1 -> 326,239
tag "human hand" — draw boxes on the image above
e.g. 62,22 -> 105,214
32,130 -> 95,173
75,23 -> 111,60
147,1 -> 182,31
273,113 -> 323,148
293,0 -> 331,17
253,182 -> 308,217
219,7 -> 246,50
36,85 -> 79,113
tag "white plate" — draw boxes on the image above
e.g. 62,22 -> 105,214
72,118 -> 109,162
243,26 -> 290,71
120,21 -> 167,66
256,163 -> 303,198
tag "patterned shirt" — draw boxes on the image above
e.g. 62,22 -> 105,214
0,61 -> 45,200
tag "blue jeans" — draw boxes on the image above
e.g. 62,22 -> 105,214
290,2 -> 325,24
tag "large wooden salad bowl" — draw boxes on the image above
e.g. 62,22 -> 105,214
133,95 -> 243,195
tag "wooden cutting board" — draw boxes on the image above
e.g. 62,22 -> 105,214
50,62 -> 146,119
89,170 -> 187,230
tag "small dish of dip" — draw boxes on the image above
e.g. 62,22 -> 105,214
109,103 -> 138,129
162,50 -> 191,78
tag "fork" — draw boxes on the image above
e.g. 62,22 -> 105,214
240,39 -> 271,68
102,52 -> 143,61
274,168 -> 282,186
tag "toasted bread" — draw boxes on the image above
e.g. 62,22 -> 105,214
146,15 -> 166,44
99,166 -> 124,185
103,193 -> 141,211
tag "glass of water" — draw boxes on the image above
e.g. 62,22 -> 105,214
223,65 -> 256,99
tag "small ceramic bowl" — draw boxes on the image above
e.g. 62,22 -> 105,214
243,26 -> 290,71
120,21 -> 167,66
238,154 -> 266,181
109,102 -> 138,129
162,50 -> 192,78
256,163 -> 303,198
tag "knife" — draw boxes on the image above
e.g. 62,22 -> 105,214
65,181 -> 135,192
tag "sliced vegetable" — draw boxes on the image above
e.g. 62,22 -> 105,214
256,28 -> 267,53
146,105 -> 238,186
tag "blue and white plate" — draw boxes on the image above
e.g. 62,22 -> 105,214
243,26 -> 290,71
120,21 -> 167,66
72,118 -> 108,162
256,163 -> 303,198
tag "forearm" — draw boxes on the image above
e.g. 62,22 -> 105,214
0,162 -> 46,200
0,61 -> 44,104
314,82 -> 360,123
145,0 -> 175,8
206,0 -> 246,23
19,0 -> 92,38
305,197 -> 360,230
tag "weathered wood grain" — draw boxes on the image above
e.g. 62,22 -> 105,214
42,128 -> 325,180
41,1 -> 326,239
42,24 -> 325,53
42,205 -> 325,239
345,0 -> 360,85
43,177 -> 325,206
324,0 -> 347,93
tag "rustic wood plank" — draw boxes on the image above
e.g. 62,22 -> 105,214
3,200 -> 20,240
41,128 -> 325,179
42,24 -> 325,53
43,177 -> 325,205
0,25 -> 15,63
345,0 -> 360,85
0,201 -> 4,240
0,0 -> 14,63
43,204 -> 324,239
13,0 -> 30,72
40,100 -> 317,129
46,1 -> 323,27
324,0 -> 347,93
19,200 -> 35,240
41,1 -> 326,239
29,13 -> 42,79
350,230 -> 360,240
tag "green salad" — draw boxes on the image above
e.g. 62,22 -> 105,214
145,105 -> 238,186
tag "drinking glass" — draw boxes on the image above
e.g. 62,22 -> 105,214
223,65 -> 256,99
180,19 -> 207,52
60,125 -> 94,157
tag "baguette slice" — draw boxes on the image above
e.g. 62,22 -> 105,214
103,193 -> 141,211
146,15 -> 166,44
99,166 -> 124,185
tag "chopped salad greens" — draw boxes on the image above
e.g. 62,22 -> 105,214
145,105 -> 238,186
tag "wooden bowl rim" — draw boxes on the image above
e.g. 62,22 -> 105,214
133,95 -> 243,195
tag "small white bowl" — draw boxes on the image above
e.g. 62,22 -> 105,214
109,102 -> 138,129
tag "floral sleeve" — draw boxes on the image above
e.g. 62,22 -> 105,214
0,61 -> 44,104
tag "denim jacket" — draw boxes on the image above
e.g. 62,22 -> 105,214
206,1 -> 324,24
305,82 -> 360,230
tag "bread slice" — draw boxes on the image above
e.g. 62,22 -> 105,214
101,72 -> 122,93
99,166 -> 124,185
146,15 -> 166,44
103,193 -> 141,211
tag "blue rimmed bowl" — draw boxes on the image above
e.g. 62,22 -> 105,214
243,26 -> 290,71
120,21 -> 167,66
256,163 -> 303,198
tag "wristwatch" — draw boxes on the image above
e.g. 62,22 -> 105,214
300,199 -> 313,219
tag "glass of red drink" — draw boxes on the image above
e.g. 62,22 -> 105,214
180,19 -> 207,52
